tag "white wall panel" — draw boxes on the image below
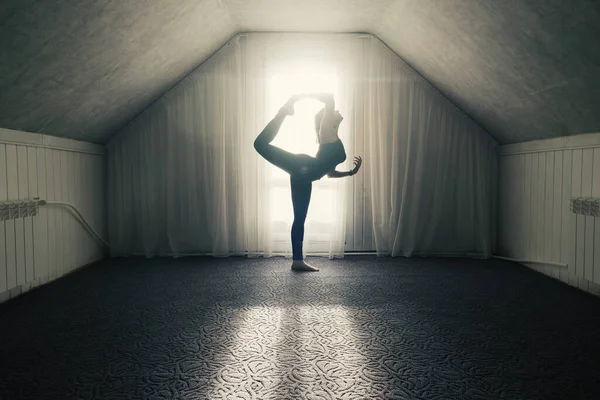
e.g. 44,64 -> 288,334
499,133 -> 600,296
593,149 -> 600,284
582,149 -> 594,283
53,150 -> 63,279
572,150 -> 584,283
73,153 -> 81,271
546,154 -> 554,266
35,147 -> 48,281
0,144 -> 6,293
524,154 -> 532,257
561,150 -> 573,284
61,151 -> 70,275
27,147 -> 38,281
0,128 -> 106,303
45,148 -> 57,281
552,151 -> 562,279
6,145 -> 18,289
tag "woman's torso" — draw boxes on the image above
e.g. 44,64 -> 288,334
292,139 -> 347,183
316,138 -> 346,165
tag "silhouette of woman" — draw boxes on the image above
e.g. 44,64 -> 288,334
254,93 -> 363,271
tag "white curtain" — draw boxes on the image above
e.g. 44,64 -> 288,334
107,33 -> 497,259
347,38 -> 498,257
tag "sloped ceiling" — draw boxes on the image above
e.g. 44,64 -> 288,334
375,0 -> 600,144
1,0 -> 599,144
0,0 -> 236,143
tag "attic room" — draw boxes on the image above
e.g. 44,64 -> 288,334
1,0 -> 600,398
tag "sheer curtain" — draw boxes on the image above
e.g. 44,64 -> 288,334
345,38 -> 497,257
107,38 -> 250,257
107,34 -> 355,258
107,33 -> 497,259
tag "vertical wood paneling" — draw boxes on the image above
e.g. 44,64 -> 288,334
85,154 -> 93,263
98,154 -> 105,258
82,155 -> 91,264
0,144 -> 6,293
61,151 -> 70,275
500,140 -> 600,297
5,145 -> 18,288
97,155 -> 104,255
545,152 -> 554,275
92,155 -> 104,261
510,155 -> 520,257
524,155 -> 532,258
16,146 -> 28,286
64,153 -> 71,274
57,150 -> 65,276
572,150 -> 584,282
112,142 -> 124,253
99,155 -> 106,239
68,152 -> 76,273
26,147 -> 37,282
498,157 -> 509,253
47,150 -> 63,279
537,153 -> 546,263
35,148 -> 48,280
579,275 -> 590,292
589,280 -> 600,296
74,153 -> 81,270
80,154 -> 88,264
552,151 -> 563,273
582,149 -> 595,282
552,151 -> 563,263
0,137 -> 106,302
563,150 -> 577,285
505,155 -> 516,256
508,155 -> 521,258
499,138 -> 600,294
593,149 -> 600,284
46,149 -> 56,280
516,154 -> 525,258
53,150 -> 63,278
530,153 -> 539,260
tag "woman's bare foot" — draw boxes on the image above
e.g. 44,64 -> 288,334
291,259 -> 319,272
281,94 -> 302,116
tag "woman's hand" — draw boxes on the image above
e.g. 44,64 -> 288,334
302,93 -> 334,108
351,156 -> 363,176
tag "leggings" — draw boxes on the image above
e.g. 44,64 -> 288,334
254,111 -> 330,260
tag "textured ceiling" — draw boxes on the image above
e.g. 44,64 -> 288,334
374,0 -> 600,144
0,0 -> 235,143
1,0 -> 599,144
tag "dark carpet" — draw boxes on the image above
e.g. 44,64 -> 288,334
1,256 -> 600,400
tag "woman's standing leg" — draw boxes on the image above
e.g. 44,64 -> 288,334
290,178 -> 319,271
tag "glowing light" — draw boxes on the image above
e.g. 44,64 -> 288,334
208,305 -> 370,396
266,63 -> 341,246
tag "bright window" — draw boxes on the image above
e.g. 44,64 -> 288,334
266,64 -> 342,247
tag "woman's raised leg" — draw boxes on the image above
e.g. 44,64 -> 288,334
254,109 -> 304,175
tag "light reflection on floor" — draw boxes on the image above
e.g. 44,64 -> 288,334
205,305 -> 387,399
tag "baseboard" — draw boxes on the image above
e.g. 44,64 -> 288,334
519,262 -> 600,297
0,257 -> 107,305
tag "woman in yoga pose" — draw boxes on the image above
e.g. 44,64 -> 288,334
254,93 -> 363,271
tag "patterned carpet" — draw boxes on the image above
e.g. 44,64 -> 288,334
1,256 -> 600,400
